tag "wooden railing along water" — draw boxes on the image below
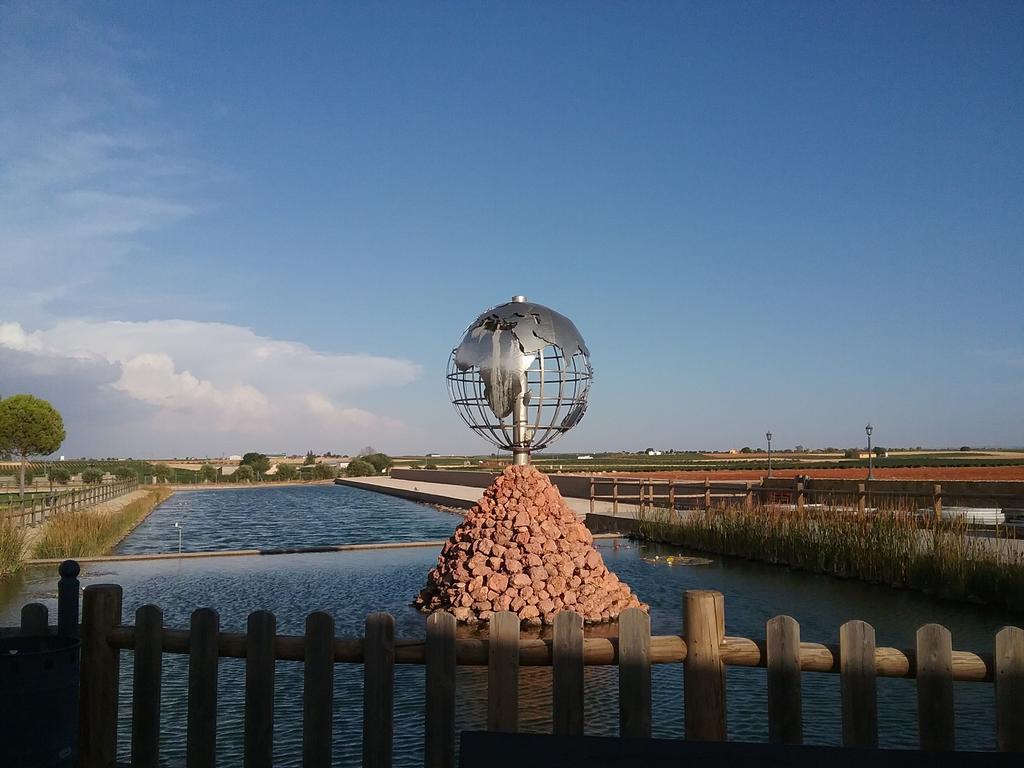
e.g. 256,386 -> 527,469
589,477 -> 1024,518
11,564 -> 1022,767
2,478 -> 139,528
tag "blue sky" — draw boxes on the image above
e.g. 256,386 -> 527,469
1,2 -> 1021,457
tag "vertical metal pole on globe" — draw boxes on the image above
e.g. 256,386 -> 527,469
512,394 -> 530,466
510,294 -> 531,466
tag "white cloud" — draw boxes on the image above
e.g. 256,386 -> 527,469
0,319 -> 421,456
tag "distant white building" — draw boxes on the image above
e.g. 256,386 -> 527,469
228,455 -> 242,462
857,450 -> 889,459
576,455 -> 594,460
645,449 -> 662,456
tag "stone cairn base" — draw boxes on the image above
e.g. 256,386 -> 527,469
414,465 -> 646,625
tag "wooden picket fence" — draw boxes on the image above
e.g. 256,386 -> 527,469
22,580 -> 1009,768
1,478 -> 138,527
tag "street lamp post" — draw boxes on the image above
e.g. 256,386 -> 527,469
865,423 -> 874,480
766,431 -> 773,478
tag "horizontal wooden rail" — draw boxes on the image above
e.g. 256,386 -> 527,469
2,478 -> 139,527
104,626 -> 995,682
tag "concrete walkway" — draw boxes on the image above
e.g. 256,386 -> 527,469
336,476 -> 637,519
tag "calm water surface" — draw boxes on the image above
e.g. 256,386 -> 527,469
116,484 -> 460,553
1,485 -> 1019,765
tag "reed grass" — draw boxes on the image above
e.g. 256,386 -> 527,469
32,486 -> 172,560
637,503 -> 1024,610
0,517 -> 27,577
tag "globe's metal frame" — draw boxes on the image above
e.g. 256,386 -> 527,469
447,296 -> 593,465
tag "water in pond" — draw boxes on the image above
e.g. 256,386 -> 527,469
116,484 -> 460,553
0,486 -> 1018,765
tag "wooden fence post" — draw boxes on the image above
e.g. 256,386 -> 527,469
995,626 -> 1024,752
425,611 -> 456,768
303,611 -> 335,768
58,559 -> 80,638
857,484 -> 866,516
683,590 -> 726,741
618,607 -> 652,738
933,484 -> 943,522
132,605 -> 164,768
669,482 -> 676,512
589,478 -> 595,516
703,478 -> 712,510
767,615 -> 802,745
744,483 -> 753,511
80,584 -> 123,768
796,482 -> 805,513
840,620 -> 878,748
916,623 -> 954,751
488,611 -> 520,733
364,612 -> 395,768
187,608 -> 220,768
20,602 -> 48,635
552,611 -> 584,736
612,479 -> 619,517
245,611 -> 277,768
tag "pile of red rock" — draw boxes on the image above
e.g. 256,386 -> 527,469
414,464 -> 646,625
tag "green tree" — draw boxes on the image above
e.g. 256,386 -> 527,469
0,394 -> 66,497
153,463 -> 172,482
312,463 -> 337,480
81,467 -> 104,485
48,466 -> 72,488
241,452 -> 271,478
362,453 -> 392,473
235,464 -> 255,482
303,451 -> 316,466
345,459 -> 377,477
113,465 -> 138,481
275,463 -> 297,481
198,463 -> 218,483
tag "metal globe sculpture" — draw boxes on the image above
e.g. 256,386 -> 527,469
447,296 -> 593,465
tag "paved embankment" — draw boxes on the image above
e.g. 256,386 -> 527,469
169,480 -> 335,491
334,476 -> 622,518
26,533 -> 627,565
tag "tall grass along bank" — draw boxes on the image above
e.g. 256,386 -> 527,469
637,505 -> 1024,610
0,518 -> 27,577
33,486 -> 173,560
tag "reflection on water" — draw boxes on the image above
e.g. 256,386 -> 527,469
1,487 -> 1019,764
